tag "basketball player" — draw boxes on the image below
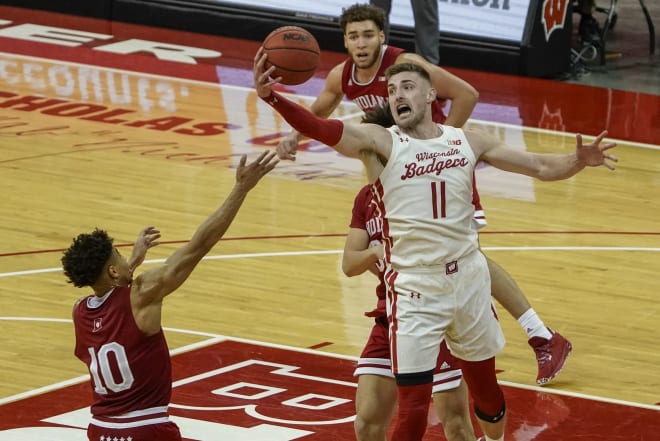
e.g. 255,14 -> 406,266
278,3 -> 573,388
62,151 -> 279,441
344,108 -> 479,441
346,180 -> 474,441
254,56 -> 617,441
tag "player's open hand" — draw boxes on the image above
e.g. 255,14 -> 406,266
576,130 -> 618,170
235,150 -> 280,191
276,131 -> 300,161
129,226 -> 161,272
253,47 -> 281,98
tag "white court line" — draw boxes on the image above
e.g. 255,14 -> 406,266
0,51 -> 658,150
2,246 -> 659,278
0,316 -> 658,412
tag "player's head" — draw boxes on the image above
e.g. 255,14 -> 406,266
340,4 -> 386,69
385,63 -> 436,129
361,102 -> 395,127
62,229 -> 131,288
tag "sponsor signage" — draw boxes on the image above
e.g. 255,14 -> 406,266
217,0 -> 532,42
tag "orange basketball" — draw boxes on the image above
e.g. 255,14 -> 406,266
263,26 -> 320,85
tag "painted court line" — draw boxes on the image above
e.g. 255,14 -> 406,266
1,246 -> 659,278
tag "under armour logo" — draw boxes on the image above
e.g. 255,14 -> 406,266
409,292 -> 421,299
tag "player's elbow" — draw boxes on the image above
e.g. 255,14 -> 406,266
467,85 -> 479,103
342,259 -> 360,277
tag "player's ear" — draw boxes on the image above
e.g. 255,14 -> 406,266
427,87 -> 437,104
107,264 -> 119,280
379,30 -> 385,45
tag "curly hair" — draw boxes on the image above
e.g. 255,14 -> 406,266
361,102 -> 395,127
61,228 -> 114,288
339,3 -> 386,33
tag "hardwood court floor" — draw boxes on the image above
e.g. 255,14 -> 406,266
0,5 -> 659,439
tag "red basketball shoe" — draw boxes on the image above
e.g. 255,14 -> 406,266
529,329 -> 573,385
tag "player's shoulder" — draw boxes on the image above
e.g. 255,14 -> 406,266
71,296 -> 86,318
327,62 -> 347,85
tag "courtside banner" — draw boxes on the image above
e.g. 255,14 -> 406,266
215,0 -> 532,42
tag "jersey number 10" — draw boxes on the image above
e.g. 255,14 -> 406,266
88,342 -> 135,394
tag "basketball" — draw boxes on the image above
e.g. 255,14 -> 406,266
262,26 -> 320,85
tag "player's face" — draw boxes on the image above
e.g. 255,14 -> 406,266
109,247 -> 133,285
343,20 -> 384,69
387,72 -> 432,129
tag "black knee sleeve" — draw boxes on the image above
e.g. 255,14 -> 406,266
394,369 -> 434,386
474,403 -> 506,423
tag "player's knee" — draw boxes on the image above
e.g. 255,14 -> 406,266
354,417 -> 386,441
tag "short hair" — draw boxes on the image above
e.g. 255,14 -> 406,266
385,62 -> 432,85
339,3 -> 386,33
361,102 -> 395,127
61,228 -> 114,288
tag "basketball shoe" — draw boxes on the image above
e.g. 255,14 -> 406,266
528,329 -> 572,385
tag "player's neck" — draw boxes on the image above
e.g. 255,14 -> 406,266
400,121 -> 443,140
355,64 -> 378,83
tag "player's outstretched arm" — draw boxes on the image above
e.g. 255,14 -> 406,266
133,151 -> 279,308
254,48 -> 392,161
277,65 -> 345,161
471,129 -> 617,181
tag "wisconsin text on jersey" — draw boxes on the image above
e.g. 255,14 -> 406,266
402,150 -> 469,180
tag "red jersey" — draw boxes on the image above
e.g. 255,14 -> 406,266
73,286 -> 172,421
341,45 -> 447,123
350,185 -> 387,319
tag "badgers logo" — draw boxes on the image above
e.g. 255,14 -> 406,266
542,0 -> 569,42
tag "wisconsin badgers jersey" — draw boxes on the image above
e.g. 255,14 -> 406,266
341,45 -> 447,123
373,125 -> 479,268
73,286 -> 172,418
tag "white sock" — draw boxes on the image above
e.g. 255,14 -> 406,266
484,435 -> 504,441
518,308 -> 552,339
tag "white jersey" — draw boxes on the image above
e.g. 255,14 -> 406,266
373,125 -> 479,269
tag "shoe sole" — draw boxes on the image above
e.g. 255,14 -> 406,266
537,341 -> 573,386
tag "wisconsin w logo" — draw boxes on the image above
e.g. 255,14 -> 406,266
541,0 -> 569,42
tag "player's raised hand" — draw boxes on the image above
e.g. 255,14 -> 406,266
276,131 -> 301,161
235,150 -> 280,191
576,130 -> 618,170
253,47 -> 281,98
129,226 -> 161,273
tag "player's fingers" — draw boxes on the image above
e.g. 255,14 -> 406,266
600,142 -> 617,152
594,130 -> 608,143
